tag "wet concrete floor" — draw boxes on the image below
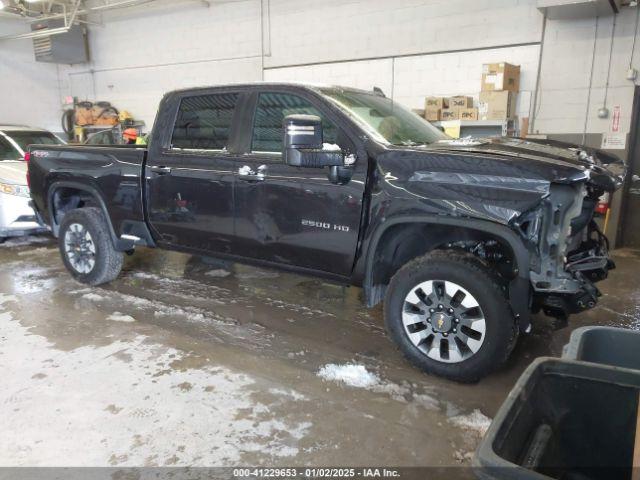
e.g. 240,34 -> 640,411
1,234 -> 639,467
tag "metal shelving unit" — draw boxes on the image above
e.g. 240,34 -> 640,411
432,119 -> 518,138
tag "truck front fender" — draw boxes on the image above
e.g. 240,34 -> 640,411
361,215 -> 532,331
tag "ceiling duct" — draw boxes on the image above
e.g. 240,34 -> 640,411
537,0 -> 623,19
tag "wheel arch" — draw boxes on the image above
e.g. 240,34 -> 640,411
47,181 -> 128,251
363,215 -> 532,330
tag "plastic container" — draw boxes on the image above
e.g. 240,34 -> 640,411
474,358 -> 640,480
562,326 -> 640,371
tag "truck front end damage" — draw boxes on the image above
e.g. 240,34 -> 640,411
517,165 -> 623,320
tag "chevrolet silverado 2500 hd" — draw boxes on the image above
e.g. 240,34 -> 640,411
27,84 -> 626,382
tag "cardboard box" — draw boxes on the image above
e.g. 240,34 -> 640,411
459,107 -> 478,121
425,96 -> 448,109
479,91 -> 517,120
424,107 -> 441,122
449,96 -> 473,109
441,108 -> 460,121
481,62 -> 520,93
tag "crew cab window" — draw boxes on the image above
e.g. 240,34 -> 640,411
251,92 -> 337,153
171,92 -> 238,150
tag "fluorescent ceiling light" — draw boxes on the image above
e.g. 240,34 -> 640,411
0,1 -> 4,10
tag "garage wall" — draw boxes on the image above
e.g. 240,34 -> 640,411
263,0 -> 542,67
60,0 -> 265,126
265,45 -> 541,121
0,19 -> 66,132
1,0 -> 639,140
535,12 -> 640,137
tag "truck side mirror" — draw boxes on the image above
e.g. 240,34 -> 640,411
283,114 -> 344,168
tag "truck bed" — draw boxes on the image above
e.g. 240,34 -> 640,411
28,144 -> 148,246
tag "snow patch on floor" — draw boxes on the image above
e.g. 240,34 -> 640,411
205,269 -> 231,278
82,293 -> 106,302
317,363 -> 440,407
107,312 -> 135,323
0,306 -> 312,466
318,363 -> 380,388
448,409 -> 492,436
0,235 -> 51,248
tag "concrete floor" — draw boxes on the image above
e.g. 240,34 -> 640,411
1,234 -> 639,467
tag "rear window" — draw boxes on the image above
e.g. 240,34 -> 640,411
171,93 -> 239,150
6,131 -> 62,152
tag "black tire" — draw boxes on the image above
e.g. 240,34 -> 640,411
58,207 -> 123,285
384,250 -> 516,383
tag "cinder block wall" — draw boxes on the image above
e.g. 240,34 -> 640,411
2,0 -> 639,139
1,0 -> 638,246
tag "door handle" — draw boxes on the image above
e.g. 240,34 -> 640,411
150,165 -> 172,175
238,164 -> 266,181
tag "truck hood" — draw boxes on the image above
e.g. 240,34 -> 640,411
424,136 -> 626,191
374,136 -> 625,225
0,160 -> 28,186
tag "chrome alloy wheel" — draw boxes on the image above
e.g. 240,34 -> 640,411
64,223 -> 96,274
402,280 -> 486,363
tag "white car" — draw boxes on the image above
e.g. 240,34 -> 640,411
0,125 -> 65,242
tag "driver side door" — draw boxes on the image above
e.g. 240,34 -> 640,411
232,90 -> 367,276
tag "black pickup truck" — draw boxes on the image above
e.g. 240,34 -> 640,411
28,83 -> 625,382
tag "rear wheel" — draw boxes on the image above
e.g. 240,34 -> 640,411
58,207 -> 123,285
384,250 -> 516,383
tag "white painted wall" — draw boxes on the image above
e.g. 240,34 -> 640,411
535,12 -> 640,136
1,0 -> 639,139
0,19 -> 66,132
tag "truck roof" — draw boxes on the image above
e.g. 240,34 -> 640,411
167,82 -> 378,96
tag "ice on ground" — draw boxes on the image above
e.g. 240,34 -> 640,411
82,293 -> 106,302
205,269 -> 231,278
268,387 -> 307,402
0,305 -> 312,465
449,409 -> 492,436
317,363 -> 380,388
107,312 -> 135,323
17,247 -> 54,256
317,363 -> 440,406
0,235 -> 51,248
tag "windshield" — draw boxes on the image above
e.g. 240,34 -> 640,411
7,131 -> 63,154
320,88 -> 448,146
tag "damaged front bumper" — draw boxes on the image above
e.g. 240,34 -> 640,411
521,183 -> 616,320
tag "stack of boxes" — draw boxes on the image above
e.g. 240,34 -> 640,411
424,96 -> 447,121
421,62 -> 520,124
478,62 -> 520,121
424,96 -> 477,121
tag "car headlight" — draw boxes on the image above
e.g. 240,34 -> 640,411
0,182 -> 30,198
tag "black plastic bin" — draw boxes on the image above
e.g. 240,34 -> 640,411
473,358 -> 640,480
562,326 -> 640,371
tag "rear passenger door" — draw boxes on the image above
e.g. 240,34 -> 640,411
232,90 -> 367,276
146,90 -> 242,254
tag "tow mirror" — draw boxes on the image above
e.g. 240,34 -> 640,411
283,114 -> 344,168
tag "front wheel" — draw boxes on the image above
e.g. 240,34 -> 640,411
58,207 -> 123,285
384,250 -> 516,383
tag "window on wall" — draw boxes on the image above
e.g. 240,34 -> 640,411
171,92 -> 239,150
251,92 -> 338,153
